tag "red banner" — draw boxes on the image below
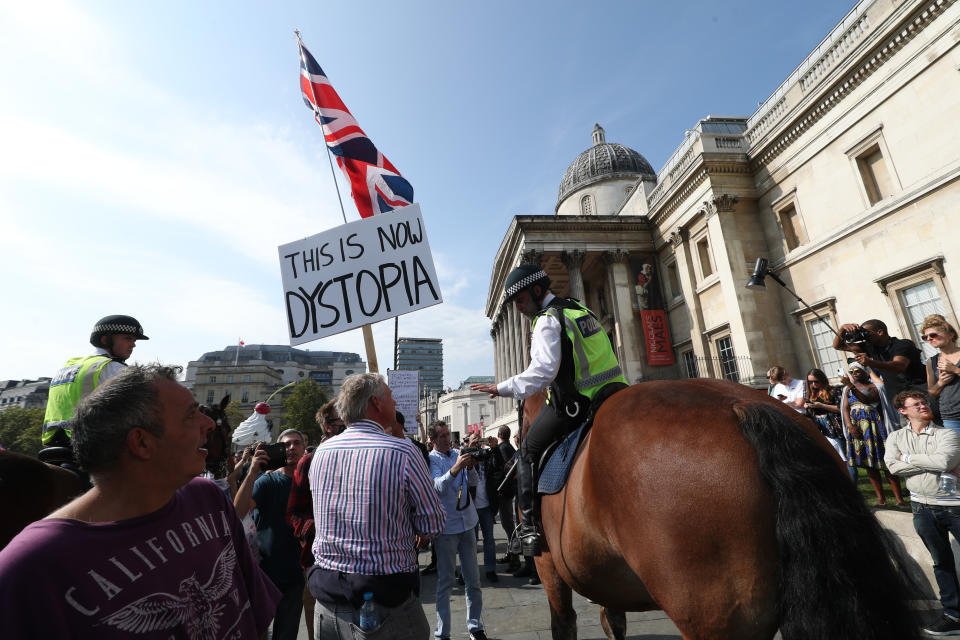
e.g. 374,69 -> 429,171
640,310 -> 675,365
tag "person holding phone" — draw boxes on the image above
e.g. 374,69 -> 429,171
924,314 -> 960,433
251,429 -> 307,640
766,366 -> 806,413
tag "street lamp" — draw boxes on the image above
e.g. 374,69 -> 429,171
745,258 -> 843,341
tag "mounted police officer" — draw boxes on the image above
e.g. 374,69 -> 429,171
472,264 -> 627,555
41,315 -> 149,449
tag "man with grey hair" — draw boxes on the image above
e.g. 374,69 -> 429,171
252,427 -> 307,640
308,373 -> 445,639
0,364 -> 281,638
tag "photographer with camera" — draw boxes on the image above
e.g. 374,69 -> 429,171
251,429 -> 307,640
833,319 -> 926,427
429,421 -> 488,640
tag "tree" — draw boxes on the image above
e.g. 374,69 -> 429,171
281,380 -> 329,446
0,407 -> 45,456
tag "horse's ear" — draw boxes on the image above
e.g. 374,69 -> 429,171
220,394 -> 231,410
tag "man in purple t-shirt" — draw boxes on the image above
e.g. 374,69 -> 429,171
0,364 -> 281,639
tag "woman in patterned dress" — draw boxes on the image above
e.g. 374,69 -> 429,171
840,363 -> 905,506
804,368 -> 855,482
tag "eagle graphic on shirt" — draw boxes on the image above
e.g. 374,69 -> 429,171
99,543 -> 239,639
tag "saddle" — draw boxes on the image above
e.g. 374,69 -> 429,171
536,381 -> 628,496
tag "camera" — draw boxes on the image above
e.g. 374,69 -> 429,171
261,441 -> 287,471
461,446 -> 492,461
842,327 -> 871,345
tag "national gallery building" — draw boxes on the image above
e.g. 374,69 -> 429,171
484,0 -> 960,428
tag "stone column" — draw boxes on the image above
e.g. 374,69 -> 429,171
669,227 -> 709,375
561,249 -> 586,300
704,193 -> 772,386
520,249 -> 543,266
603,250 -> 644,383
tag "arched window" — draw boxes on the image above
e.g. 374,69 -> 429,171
580,194 -> 593,216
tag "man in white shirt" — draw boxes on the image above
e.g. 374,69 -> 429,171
767,366 -> 806,414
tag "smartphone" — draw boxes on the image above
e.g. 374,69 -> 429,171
836,367 -> 844,377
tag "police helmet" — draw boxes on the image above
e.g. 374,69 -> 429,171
503,264 -> 551,302
89,315 -> 150,348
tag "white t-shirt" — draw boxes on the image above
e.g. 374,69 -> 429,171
773,378 -> 806,414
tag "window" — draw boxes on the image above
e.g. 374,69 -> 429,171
778,203 -> 807,251
696,236 -> 714,279
580,194 -> 593,216
664,260 -> 682,302
716,337 -> 739,382
845,125 -> 900,207
243,375 -> 251,382
226,375 -> 233,383
206,390 -> 215,404
900,280 -> 946,359
856,145 -> 895,205
242,389 -> 249,403
807,318 -> 845,373
875,256 -> 954,361
208,376 -> 216,383
681,349 -> 699,378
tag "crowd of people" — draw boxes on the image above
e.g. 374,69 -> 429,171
5,290 -> 959,636
768,313 -> 960,636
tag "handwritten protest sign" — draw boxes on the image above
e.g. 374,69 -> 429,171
387,369 -> 420,437
279,204 -> 443,344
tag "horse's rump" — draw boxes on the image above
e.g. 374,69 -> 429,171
536,379 -> 919,639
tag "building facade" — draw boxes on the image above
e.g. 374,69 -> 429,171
486,0 -> 960,432
185,345 -> 366,433
434,376 -> 498,443
395,337 -> 444,394
0,379 -> 50,411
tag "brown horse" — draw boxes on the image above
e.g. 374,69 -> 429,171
200,393 -> 234,480
524,379 -> 920,640
0,450 -> 85,550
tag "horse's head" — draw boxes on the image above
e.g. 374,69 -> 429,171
199,394 -> 233,477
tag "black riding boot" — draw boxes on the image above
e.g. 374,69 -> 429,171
516,460 -> 541,556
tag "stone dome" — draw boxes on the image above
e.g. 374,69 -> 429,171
557,124 -> 656,208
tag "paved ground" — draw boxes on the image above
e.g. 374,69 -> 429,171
293,529 -> 686,639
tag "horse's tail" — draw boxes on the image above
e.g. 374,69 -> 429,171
734,403 -> 922,640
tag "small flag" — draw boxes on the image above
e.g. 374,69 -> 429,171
239,339 -> 245,347
297,38 -> 414,218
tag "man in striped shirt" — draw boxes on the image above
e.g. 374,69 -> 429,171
308,373 -> 445,639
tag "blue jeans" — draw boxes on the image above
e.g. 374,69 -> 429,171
913,502 -> 960,618
942,419 -> 960,435
435,528 -> 483,637
475,507 -> 496,572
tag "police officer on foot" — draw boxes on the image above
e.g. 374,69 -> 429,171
472,264 -> 627,556
41,315 -> 149,450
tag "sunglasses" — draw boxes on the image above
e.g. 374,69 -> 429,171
922,332 -> 941,341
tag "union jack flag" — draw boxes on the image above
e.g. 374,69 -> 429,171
298,39 -> 414,218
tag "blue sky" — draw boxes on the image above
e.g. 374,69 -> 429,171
0,0 -> 853,389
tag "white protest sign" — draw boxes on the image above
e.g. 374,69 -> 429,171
278,204 -> 443,344
387,369 -> 420,437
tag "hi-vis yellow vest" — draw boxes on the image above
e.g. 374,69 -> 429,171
533,299 -> 627,408
41,355 -> 113,445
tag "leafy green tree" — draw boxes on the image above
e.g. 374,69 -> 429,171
224,404 -> 247,435
281,380 -> 329,446
0,407 -> 45,456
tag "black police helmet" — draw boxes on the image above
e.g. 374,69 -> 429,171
89,315 -> 150,348
503,264 -> 550,302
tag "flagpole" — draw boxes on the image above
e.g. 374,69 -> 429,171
295,29 -> 379,373
295,30 -> 348,227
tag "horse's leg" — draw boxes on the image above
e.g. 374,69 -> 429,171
600,608 -> 626,640
536,552 -> 577,640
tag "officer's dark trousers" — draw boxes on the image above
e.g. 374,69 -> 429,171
517,405 -> 579,528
